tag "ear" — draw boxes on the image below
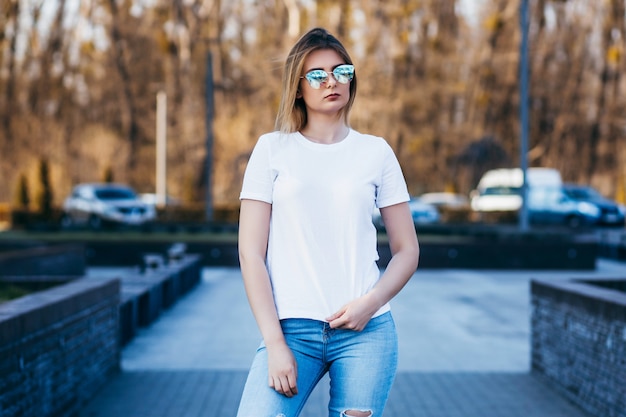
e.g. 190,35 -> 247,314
296,90 -> 303,99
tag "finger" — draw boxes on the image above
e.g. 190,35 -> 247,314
287,373 -> 298,395
325,312 -> 340,322
269,376 -> 281,393
278,376 -> 296,397
271,377 -> 286,395
326,307 -> 346,322
328,315 -> 348,329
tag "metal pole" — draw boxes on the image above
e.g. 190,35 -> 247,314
204,52 -> 215,222
519,0 -> 530,231
156,91 -> 167,208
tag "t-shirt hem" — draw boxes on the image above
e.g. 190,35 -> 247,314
277,303 -> 391,322
377,195 -> 410,209
239,193 -> 272,203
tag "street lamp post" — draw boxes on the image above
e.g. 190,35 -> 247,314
156,91 -> 167,208
204,52 -> 215,222
519,0 -> 530,231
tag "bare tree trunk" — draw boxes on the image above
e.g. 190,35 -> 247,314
0,0 -> 20,139
107,0 -> 140,172
283,0 -> 301,39
605,0 -> 625,191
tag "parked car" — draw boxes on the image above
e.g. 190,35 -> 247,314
418,192 -> 470,210
470,168 -> 610,228
562,184 -> 625,227
372,198 -> 439,229
526,186 -> 602,228
408,198 -> 440,224
61,183 -> 156,229
470,168 -> 562,212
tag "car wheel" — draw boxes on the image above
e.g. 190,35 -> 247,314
60,214 -> 73,229
566,215 -> 583,229
88,215 -> 103,230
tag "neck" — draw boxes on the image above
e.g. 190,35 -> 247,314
300,119 -> 349,144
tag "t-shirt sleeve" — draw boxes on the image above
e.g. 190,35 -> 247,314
376,142 -> 410,208
240,135 -> 274,203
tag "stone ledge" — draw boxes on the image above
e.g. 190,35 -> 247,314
0,277 -> 119,345
531,278 -> 626,417
112,254 -> 202,346
0,253 -> 203,417
0,277 -> 120,417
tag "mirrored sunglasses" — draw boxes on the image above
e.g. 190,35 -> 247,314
301,64 -> 355,89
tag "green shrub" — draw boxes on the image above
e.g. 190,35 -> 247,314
37,159 -> 54,221
102,166 -> 114,183
14,174 -> 30,209
0,283 -> 31,303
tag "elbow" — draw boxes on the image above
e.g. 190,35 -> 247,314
391,240 -> 420,273
410,242 -> 420,272
238,247 -> 265,272
238,248 -> 252,271
403,238 -> 420,272
238,246 -> 246,265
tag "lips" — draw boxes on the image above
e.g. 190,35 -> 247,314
325,93 -> 340,99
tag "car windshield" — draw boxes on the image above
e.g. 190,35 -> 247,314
565,187 -> 603,200
482,186 -> 521,196
95,188 -> 136,200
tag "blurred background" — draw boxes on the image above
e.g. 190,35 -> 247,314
1,0 -> 625,228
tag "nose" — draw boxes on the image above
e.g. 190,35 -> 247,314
326,73 -> 338,87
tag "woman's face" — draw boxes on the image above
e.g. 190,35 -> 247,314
298,49 -> 352,117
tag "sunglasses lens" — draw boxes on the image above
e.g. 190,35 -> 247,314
333,65 -> 354,84
305,70 -> 328,89
303,65 -> 354,89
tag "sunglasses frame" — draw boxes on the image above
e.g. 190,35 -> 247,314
300,64 -> 355,89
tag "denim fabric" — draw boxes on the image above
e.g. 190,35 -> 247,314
236,312 -> 398,417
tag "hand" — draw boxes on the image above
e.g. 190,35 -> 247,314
266,342 -> 298,397
326,294 -> 380,331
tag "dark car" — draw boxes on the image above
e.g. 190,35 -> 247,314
61,183 -> 156,229
562,184 -> 625,227
527,186 -> 601,228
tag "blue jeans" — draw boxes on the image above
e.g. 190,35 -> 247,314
236,312 -> 398,417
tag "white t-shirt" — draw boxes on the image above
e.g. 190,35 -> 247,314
240,129 -> 410,321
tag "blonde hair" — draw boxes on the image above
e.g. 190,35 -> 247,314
275,28 -> 357,133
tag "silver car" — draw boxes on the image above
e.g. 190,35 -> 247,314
61,183 -> 156,229
372,198 -> 440,229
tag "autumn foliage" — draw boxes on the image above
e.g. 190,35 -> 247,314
1,0 -> 625,210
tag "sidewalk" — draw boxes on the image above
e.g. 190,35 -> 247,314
78,261 -> 626,416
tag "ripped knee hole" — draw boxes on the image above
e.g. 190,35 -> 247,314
342,410 -> 372,417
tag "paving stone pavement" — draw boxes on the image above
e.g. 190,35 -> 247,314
79,261 -> 626,417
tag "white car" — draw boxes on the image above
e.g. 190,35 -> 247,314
418,192 -> 470,210
470,168 -> 562,212
61,183 -> 156,229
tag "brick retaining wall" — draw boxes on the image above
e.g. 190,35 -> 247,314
0,244 -> 86,277
531,278 -> 626,417
117,254 -> 202,345
0,277 -> 120,417
0,252 -> 203,417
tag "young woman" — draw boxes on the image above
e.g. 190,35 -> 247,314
236,27 -> 419,417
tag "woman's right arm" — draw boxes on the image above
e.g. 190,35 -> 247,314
238,199 -> 298,397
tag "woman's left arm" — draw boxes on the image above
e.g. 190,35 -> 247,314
327,202 -> 419,330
